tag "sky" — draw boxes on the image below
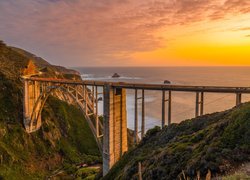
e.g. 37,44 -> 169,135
0,0 -> 250,67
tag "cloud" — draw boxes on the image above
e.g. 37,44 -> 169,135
0,0 -> 250,66
209,0 -> 250,20
232,27 -> 250,31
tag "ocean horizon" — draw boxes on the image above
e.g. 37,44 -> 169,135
73,66 -> 250,132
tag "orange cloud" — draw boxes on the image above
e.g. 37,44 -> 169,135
0,0 -> 249,66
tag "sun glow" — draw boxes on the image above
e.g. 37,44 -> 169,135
133,14 -> 250,66
1,0 -> 250,66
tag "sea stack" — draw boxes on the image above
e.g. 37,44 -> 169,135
112,73 -> 120,78
164,80 -> 171,84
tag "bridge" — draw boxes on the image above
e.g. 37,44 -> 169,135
22,77 -> 250,176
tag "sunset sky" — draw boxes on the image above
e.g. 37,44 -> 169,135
0,0 -> 250,67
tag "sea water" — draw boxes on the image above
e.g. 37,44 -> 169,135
73,67 -> 250,132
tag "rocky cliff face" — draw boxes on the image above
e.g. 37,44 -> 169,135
0,41 -> 100,179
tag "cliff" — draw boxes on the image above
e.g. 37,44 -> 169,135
0,41 -> 100,179
104,103 -> 250,179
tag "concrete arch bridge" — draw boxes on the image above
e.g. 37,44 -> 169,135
22,77 -> 250,175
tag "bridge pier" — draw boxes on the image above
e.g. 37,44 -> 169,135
103,85 -> 128,176
95,86 -> 99,137
141,89 -> 145,137
195,92 -> 204,117
134,89 -> 147,141
23,79 -> 42,133
23,80 -> 30,128
162,90 -> 172,128
236,93 -> 242,106
134,89 -> 139,144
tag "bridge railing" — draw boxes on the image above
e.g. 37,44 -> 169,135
22,76 -> 250,175
23,77 -> 250,137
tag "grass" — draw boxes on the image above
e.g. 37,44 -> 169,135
75,167 -> 99,180
0,96 -> 101,179
223,172 -> 250,180
104,104 -> 250,180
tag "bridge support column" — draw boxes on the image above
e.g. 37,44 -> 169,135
103,85 -> 128,176
23,80 -> 30,129
134,89 -> 139,144
162,91 -> 172,128
195,92 -> 204,117
23,79 -> 42,133
141,89 -> 145,138
236,93 -> 242,106
34,81 -> 42,130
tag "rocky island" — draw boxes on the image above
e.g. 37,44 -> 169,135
164,80 -> 171,84
112,73 -> 120,78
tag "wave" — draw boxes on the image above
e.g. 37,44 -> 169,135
81,73 -> 94,78
81,74 -> 142,81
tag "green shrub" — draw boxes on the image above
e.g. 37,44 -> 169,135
76,167 -> 99,179
105,103 -> 250,180
145,126 -> 161,137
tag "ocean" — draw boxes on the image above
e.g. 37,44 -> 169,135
73,67 -> 250,131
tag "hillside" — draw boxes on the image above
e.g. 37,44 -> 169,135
1,40 -> 250,179
0,41 -> 101,179
104,103 -> 250,179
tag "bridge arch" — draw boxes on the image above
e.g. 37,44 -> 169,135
24,82 -> 102,152
23,78 -> 129,176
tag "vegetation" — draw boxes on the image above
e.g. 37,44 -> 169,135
75,167 -> 100,179
223,172 -> 250,180
104,104 -> 250,180
0,41 -> 101,179
1,40 -> 250,179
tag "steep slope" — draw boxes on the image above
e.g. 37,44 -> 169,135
0,41 -> 100,179
104,103 -> 250,179
11,46 -> 79,72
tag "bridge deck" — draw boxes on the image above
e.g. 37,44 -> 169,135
23,77 -> 250,93
23,76 -> 249,175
